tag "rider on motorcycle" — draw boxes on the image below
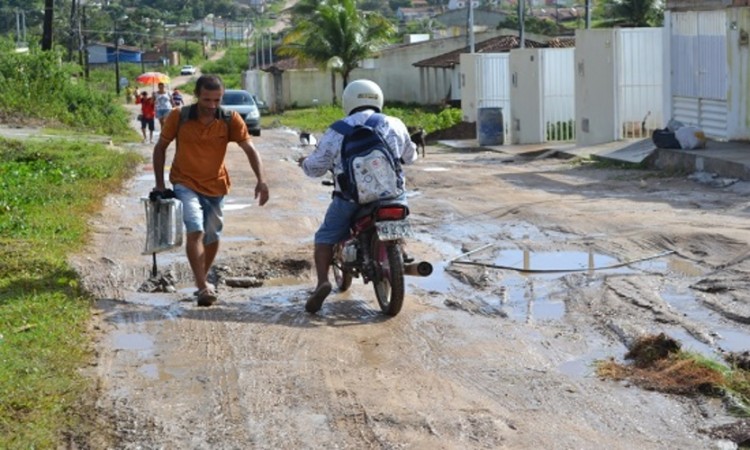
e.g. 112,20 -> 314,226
297,79 -> 418,313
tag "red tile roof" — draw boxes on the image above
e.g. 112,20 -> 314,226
413,34 -> 574,68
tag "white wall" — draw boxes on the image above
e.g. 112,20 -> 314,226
242,30 -> 507,110
575,28 -> 664,146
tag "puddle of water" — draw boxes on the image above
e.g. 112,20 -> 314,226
222,235 -> 259,243
492,249 -> 631,274
125,292 -> 174,307
113,332 -> 153,352
660,286 -> 750,355
139,363 -> 159,379
263,276 -> 305,287
224,204 -> 251,211
558,346 -> 625,378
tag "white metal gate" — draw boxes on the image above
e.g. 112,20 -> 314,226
670,10 -> 729,139
475,53 -> 511,143
617,28 -> 665,139
542,49 -> 575,142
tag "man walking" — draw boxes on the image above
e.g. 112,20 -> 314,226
152,74 -> 269,306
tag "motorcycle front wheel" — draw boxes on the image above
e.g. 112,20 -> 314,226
372,239 -> 405,316
332,243 -> 353,292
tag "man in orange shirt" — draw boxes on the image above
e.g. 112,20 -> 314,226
152,75 -> 270,306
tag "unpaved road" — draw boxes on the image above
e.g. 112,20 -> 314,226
69,119 -> 750,448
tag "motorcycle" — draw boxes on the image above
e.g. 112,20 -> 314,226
324,179 -> 433,316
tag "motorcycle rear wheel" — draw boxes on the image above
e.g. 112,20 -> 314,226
372,240 -> 405,316
332,243 -> 353,292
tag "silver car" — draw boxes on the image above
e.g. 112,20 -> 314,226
220,89 -> 261,136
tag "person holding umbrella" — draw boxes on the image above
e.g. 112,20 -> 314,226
151,74 -> 269,306
135,90 -> 156,143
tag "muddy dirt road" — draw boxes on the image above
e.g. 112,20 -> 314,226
70,123 -> 750,449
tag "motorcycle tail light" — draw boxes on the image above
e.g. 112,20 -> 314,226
376,206 -> 408,221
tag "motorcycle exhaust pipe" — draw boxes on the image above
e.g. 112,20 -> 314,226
404,261 -> 433,277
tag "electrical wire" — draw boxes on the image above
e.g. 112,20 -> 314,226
450,250 -> 676,274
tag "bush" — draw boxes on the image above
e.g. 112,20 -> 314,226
0,42 -> 132,137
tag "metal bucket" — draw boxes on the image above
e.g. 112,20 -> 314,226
142,198 -> 183,255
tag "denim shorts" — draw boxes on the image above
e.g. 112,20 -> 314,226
314,195 -> 361,245
156,108 -> 171,119
173,184 -> 224,245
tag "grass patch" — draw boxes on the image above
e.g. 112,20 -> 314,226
261,103 -> 464,134
0,137 -> 141,448
597,333 -> 750,417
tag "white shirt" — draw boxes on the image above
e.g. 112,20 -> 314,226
301,109 -> 418,193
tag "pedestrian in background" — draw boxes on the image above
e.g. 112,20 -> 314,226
172,89 -> 184,107
136,90 -> 156,144
155,82 -> 174,128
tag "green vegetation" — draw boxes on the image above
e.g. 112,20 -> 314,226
261,103 -> 463,134
0,40 -> 134,138
281,0 -> 395,85
201,45 -> 251,89
598,333 -> 750,417
0,137 -> 141,448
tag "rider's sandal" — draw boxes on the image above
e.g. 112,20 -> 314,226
196,287 -> 218,307
305,282 -> 331,314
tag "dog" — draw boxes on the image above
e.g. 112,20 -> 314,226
299,131 -> 317,147
408,126 -> 426,158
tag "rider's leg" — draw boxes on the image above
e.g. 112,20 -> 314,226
313,243 -> 333,288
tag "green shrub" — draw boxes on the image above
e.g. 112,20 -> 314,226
0,43 -> 133,137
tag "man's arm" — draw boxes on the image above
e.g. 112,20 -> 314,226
152,139 -> 169,191
238,139 -> 269,206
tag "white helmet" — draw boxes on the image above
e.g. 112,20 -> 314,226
342,79 -> 384,115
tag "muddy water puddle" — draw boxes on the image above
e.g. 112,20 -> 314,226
410,242 -> 749,359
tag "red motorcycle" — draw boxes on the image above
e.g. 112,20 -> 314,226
330,197 -> 432,316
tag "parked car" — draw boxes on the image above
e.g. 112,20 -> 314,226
221,89 -> 261,136
180,65 -> 196,75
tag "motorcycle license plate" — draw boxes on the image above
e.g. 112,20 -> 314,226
376,220 -> 413,241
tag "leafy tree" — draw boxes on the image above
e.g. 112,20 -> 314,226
280,0 -> 395,86
598,0 -> 662,27
498,14 -> 559,37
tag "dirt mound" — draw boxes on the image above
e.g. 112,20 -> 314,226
425,121 -> 476,142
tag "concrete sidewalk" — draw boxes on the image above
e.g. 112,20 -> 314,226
438,138 -> 750,181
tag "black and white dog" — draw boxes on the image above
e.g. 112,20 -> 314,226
407,126 -> 426,158
299,131 -> 317,147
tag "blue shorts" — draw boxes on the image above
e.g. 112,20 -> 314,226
156,108 -> 171,119
314,195 -> 361,245
173,184 -> 224,245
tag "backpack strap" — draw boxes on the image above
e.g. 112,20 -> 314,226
176,105 -> 233,148
330,119 -> 354,136
363,112 -> 386,128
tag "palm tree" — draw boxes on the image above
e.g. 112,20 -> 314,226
280,0 -> 394,88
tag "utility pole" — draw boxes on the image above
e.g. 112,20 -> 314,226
518,0 -> 525,49
68,0 -> 77,60
585,0 -> 591,29
467,1 -> 474,53
115,24 -> 121,95
42,0 -> 54,51
83,3 -> 90,78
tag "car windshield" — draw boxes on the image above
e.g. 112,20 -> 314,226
222,92 -> 255,106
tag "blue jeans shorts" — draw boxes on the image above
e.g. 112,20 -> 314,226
314,195 -> 361,245
156,108 -> 171,119
173,184 -> 224,245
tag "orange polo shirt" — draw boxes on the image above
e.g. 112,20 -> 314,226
161,107 -> 251,196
